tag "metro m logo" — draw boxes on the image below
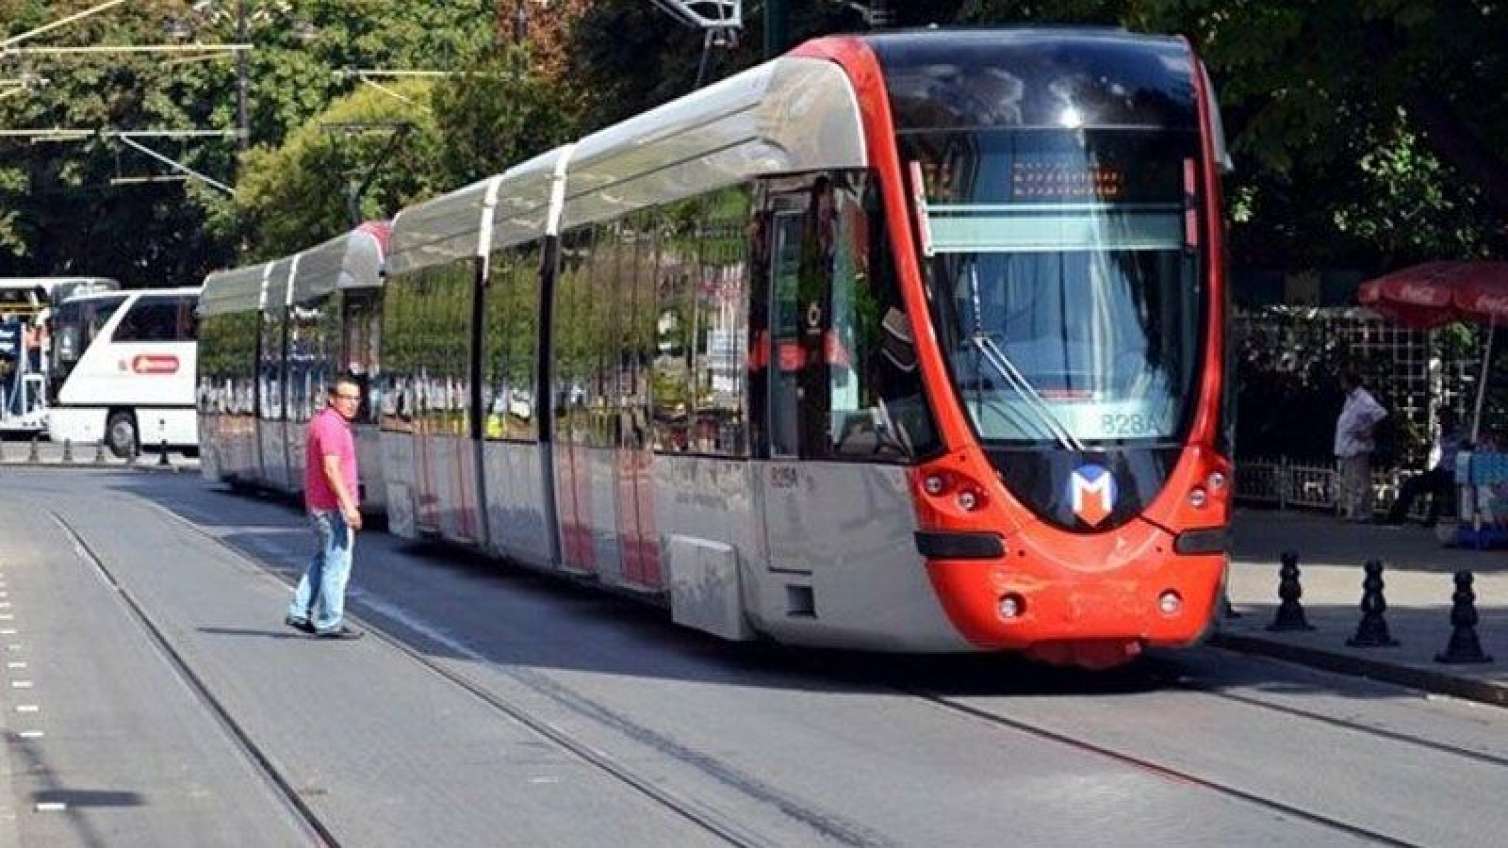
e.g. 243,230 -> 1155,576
1068,464 -> 1117,527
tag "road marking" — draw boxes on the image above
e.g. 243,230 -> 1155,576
15,705 -> 37,713
34,802 -> 66,812
0,591 -> 8,597
7,644 -> 20,651
0,629 -> 15,635
0,615 -> 12,621
17,730 -> 43,739
7,661 -> 25,669
0,602 -> 11,609
11,681 -> 32,689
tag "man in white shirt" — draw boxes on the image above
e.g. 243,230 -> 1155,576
1334,370 -> 1388,522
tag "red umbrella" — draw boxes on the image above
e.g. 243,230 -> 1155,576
1358,261 -> 1508,445
1358,261 -> 1508,327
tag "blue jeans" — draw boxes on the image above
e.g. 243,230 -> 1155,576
287,510 -> 355,632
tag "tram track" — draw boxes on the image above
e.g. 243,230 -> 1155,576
1169,671 -> 1508,771
905,687 -> 1426,847
111,488 -> 1503,848
48,510 -> 341,848
125,495 -> 899,848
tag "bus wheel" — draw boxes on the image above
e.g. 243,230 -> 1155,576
106,411 -> 137,458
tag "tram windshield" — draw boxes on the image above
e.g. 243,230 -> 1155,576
907,127 -> 1203,449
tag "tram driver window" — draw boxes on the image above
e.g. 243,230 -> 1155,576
824,176 -> 938,461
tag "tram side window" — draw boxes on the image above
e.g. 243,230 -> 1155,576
691,184 -> 751,457
482,248 -> 512,440
625,209 -> 659,453
586,223 -> 619,449
510,243 -> 541,440
762,172 -> 939,463
824,174 -> 939,461
553,229 -> 586,445
651,200 -> 698,454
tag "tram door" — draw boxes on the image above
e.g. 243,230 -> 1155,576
759,182 -> 828,578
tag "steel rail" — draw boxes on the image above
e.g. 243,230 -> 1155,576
908,688 -> 1426,848
134,496 -> 871,848
47,510 -> 340,848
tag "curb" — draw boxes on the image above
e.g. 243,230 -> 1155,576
1211,631 -> 1508,709
0,462 -> 190,474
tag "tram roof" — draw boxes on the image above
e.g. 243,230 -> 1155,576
388,147 -> 569,277
198,263 -> 269,317
291,221 -> 391,303
388,54 -> 865,273
561,55 -> 865,230
386,176 -> 498,276
265,255 -> 297,309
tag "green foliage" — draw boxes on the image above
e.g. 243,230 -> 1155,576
429,45 -> 583,187
226,79 -> 440,260
0,0 -> 493,282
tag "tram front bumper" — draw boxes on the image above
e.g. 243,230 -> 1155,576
923,550 -> 1227,666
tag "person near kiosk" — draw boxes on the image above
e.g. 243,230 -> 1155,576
1387,408 -> 1465,527
1334,370 -> 1388,523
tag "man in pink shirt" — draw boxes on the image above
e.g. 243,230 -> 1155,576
285,375 -> 365,638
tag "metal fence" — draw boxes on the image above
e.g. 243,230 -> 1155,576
1237,457 -> 1429,519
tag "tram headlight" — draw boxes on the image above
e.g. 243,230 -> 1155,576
1188,487 -> 1208,508
1207,471 -> 1227,491
923,474 -> 947,495
1158,590 -> 1183,616
957,489 -> 982,511
999,593 -> 1026,620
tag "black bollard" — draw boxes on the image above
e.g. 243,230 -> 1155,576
1347,559 -> 1399,647
1223,593 -> 1242,619
127,438 -> 139,466
27,435 -> 39,463
93,441 -> 107,464
1436,571 -> 1493,664
157,437 -> 170,467
1267,550 -> 1315,631
61,439 -> 72,463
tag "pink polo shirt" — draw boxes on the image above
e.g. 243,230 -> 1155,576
305,407 -> 358,512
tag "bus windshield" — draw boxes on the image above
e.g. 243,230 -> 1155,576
50,295 -> 127,387
906,127 -> 1203,448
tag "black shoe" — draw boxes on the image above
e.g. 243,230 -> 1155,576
284,615 -> 314,634
314,625 -> 363,640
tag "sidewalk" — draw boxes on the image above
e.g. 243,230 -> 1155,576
1220,507 -> 1508,707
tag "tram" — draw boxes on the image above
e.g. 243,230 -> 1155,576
199,29 -> 1232,667
196,222 -> 389,507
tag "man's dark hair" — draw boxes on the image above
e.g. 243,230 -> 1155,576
328,373 -> 362,395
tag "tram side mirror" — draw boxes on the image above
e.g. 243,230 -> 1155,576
880,307 -> 917,373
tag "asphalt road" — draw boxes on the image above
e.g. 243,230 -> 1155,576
1,468 -> 1506,847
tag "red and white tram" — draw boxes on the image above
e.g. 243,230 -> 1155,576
200,30 -> 1232,667
197,222 -> 390,508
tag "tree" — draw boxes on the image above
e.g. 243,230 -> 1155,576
225,79 -> 440,261
428,44 -> 584,188
955,1 -> 1508,265
0,0 -> 494,282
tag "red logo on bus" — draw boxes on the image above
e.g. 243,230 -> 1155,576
131,354 -> 179,374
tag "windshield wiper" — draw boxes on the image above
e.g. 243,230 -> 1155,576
966,266 -> 1085,453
